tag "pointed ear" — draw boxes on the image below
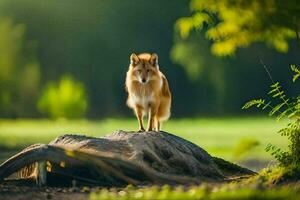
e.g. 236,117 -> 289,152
130,53 -> 139,65
150,53 -> 158,66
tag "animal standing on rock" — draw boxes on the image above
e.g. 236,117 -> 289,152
125,53 -> 172,131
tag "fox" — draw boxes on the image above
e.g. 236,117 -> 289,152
125,53 -> 171,132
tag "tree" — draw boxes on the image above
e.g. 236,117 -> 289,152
0,17 -> 40,117
176,0 -> 300,56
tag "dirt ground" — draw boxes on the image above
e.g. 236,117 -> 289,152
0,190 -> 87,200
0,182 -> 99,200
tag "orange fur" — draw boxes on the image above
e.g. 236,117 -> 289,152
125,53 -> 171,131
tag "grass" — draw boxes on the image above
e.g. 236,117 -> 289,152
89,184 -> 300,200
0,117 -> 289,163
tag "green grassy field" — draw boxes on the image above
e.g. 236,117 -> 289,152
0,117 -> 289,166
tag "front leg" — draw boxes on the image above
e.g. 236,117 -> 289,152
147,103 -> 158,131
135,105 -> 145,131
155,117 -> 161,132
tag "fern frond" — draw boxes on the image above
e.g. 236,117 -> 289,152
268,88 -> 280,95
270,82 -> 280,88
279,127 -> 294,137
291,65 -> 300,82
288,110 -> 300,119
268,81 -> 292,111
262,101 -> 271,110
265,143 -> 282,154
276,109 -> 291,120
269,102 -> 286,116
272,91 -> 285,98
242,99 -> 265,109
268,82 -> 284,99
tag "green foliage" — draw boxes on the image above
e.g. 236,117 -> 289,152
0,17 -> 40,117
233,138 -> 260,159
90,184 -> 298,200
176,0 -> 299,56
37,76 -> 87,119
291,65 -> 300,82
249,164 -> 300,186
243,65 -> 300,168
170,33 -> 227,112
171,36 -> 205,80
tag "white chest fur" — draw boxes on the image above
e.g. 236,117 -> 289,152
131,90 -> 154,108
127,75 -> 163,110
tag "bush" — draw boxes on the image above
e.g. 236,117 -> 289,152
243,65 -> 300,168
37,75 -> 87,119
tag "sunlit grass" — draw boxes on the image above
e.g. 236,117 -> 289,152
0,117 -> 288,162
89,184 -> 300,200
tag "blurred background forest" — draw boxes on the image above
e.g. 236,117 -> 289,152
0,0 -> 299,119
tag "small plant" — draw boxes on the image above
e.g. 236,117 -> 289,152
37,75 -> 88,119
242,65 -> 300,169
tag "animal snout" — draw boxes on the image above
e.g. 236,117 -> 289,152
142,78 -> 146,83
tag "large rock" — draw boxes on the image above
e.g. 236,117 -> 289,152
0,131 -> 254,186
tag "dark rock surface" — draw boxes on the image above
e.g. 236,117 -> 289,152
0,131 -> 255,187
